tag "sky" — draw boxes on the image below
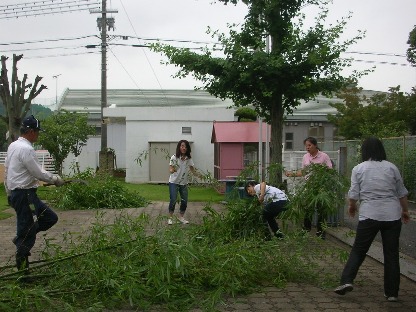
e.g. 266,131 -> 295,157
0,0 -> 415,110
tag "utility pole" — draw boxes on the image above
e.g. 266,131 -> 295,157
52,73 -> 62,107
90,0 -> 117,172
90,0 -> 117,152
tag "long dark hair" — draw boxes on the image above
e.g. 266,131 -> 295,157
361,137 -> 386,162
175,140 -> 192,158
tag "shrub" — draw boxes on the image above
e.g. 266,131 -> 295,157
46,171 -> 148,210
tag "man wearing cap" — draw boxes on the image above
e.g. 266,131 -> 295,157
5,115 -> 65,273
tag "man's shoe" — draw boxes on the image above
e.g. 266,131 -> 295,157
178,217 -> 189,224
334,283 -> 353,295
167,218 -> 173,225
385,294 -> 398,302
16,255 -> 30,273
12,236 -> 18,245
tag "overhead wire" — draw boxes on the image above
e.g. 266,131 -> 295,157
117,0 -> 170,105
0,0 -> 100,19
0,31 -> 410,68
108,47 -> 152,106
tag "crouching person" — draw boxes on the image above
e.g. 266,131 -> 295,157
245,181 -> 288,240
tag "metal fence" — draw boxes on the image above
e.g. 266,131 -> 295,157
320,136 -> 416,200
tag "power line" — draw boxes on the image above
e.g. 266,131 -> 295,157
118,0 -> 170,105
0,35 -> 98,46
0,44 -> 91,53
108,47 -> 152,106
23,50 -> 99,59
0,0 -> 100,19
344,51 -> 406,58
349,59 -> 411,67
0,0 -> 98,10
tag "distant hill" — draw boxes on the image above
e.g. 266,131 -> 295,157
0,100 -> 53,151
0,99 -> 53,119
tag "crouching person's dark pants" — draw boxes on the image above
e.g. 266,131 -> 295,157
263,200 -> 287,235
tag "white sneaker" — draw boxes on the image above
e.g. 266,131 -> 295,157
167,218 -> 173,225
334,283 -> 353,295
179,217 -> 189,224
384,294 -> 398,302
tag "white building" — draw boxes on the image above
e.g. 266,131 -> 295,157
58,88 -> 381,182
58,89 -> 235,182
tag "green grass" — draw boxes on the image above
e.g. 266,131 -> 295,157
0,182 -> 224,219
124,183 -> 224,203
0,187 -> 13,220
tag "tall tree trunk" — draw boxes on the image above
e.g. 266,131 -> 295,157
269,92 -> 284,186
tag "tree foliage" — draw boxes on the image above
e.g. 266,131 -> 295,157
235,107 -> 257,121
0,54 -> 47,142
152,0 -> 365,184
38,110 -> 96,175
407,25 -> 416,66
328,86 -> 416,139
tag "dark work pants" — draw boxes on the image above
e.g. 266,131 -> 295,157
340,218 -> 402,297
11,188 -> 58,258
303,214 -> 324,235
263,200 -> 287,235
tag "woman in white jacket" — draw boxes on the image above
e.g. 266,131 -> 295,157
334,137 -> 410,302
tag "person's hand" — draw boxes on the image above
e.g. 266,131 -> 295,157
402,211 -> 410,224
348,205 -> 357,218
52,175 -> 65,187
259,194 -> 265,203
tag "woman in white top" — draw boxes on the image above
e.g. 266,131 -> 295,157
168,140 -> 200,225
334,137 -> 410,302
246,181 -> 288,239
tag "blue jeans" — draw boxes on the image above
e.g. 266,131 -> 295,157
168,183 -> 188,214
263,200 -> 287,234
340,218 -> 402,297
11,188 -> 58,258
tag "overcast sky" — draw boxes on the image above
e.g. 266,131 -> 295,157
1,0 -> 415,109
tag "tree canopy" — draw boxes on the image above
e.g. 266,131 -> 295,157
38,110 -> 96,175
407,25 -> 416,66
152,0 -> 365,184
328,86 -> 416,139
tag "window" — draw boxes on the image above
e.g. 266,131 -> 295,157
285,132 -> 294,150
244,143 -> 258,166
182,127 -> 191,134
308,125 -> 324,142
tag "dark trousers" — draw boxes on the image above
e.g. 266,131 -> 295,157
168,183 -> 188,214
340,218 -> 402,297
11,188 -> 58,258
263,200 -> 287,234
303,214 -> 325,236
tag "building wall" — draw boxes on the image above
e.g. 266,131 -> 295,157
283,121 -> 336,151
62,123 -> 126,175
104,106 -> 234,183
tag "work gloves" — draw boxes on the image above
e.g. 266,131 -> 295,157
52,175 -> 65,187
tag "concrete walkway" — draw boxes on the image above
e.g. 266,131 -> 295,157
1,201 -> 415,311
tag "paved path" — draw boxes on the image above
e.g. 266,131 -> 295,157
1,201 -> 416,311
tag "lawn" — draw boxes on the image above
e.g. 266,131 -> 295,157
124,183 -> 224,203
0,182 -> 225,220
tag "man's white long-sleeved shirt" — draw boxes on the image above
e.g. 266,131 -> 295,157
5,137 -> 54,191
